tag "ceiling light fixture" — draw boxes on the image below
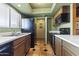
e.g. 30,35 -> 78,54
17,4 -> 21,7
37,3 -> 41,5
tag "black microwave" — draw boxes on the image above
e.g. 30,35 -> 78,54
59,28 -> 70,34
55,13 -> 70,25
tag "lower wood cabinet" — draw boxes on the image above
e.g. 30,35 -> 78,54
55,37 -> 62,56
62,41 -> 79,56
55,37 -> 75,56
25,35 -> 31,53
13,40 -> 25,56
63,47 -> 73,56
55,36 -> 79,56
12,34 -> 31,56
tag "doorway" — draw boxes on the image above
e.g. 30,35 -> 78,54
35,17 -> 45,43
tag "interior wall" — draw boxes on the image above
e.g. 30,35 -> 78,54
0,28 -> 21,33
57,23 -> 71,30
47,18 -> 52,31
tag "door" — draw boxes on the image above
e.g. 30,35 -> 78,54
35,18 -> 45,42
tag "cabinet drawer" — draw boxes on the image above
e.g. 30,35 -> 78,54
13,36 -> 25,46
63,48 -> 72,56
26,35 -> 31,39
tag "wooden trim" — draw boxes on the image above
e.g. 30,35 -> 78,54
73,3 -> 76,35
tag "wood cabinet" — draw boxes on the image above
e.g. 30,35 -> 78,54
73,3 -> 79,35
12,34 -> 31,56
13,36 -> 25,56
55,37 -> 73,56
13,36 -> 25,46
62,6 -> 70,13
63,47 -> 72,56
25,35 -> 31,53
55,36 -> 79,56
62,41 -> 78,56
55,37 -> 62,56
13,40 -> 25,56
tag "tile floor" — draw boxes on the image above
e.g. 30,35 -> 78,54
27,39 -> 54,56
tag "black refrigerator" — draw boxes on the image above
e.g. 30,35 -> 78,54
21,18 -> 35,48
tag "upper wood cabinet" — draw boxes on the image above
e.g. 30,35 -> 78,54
10,7 -> 21,28
73,3 -> 79,35
76,4 -> 79,17
0,4 -> 10,28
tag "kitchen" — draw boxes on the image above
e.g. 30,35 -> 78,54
0,3 -> 78,56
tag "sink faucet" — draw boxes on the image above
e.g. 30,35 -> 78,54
12,29 -> 16,35
14,29 -> 16,33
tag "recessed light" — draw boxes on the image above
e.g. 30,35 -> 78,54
38,3 -> 41,4
17,4 -> 21,7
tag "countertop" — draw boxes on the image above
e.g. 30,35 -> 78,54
55,35 -> 79,48
0,33 -> 31,45
49,31 -> 60,33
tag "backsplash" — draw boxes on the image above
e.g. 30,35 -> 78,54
57,23 -> 71,31
0,28 -> 21,33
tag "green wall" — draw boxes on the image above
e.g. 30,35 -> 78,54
0,28 -> 21,33
47,18 -> 52,31
51,18 -> 57,31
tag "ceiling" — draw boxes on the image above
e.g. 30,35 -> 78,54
9,3 -> 32,14
9,3 -> 71,17
9,3 -> 53,17
30,3 -> 52,9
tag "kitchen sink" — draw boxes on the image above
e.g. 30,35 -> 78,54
1,33 -> 22,37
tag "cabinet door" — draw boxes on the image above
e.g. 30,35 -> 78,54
10,7 -> 20,28
63,47 -> 72,56
0,4 -> 9,28
63,41 -> 78,56
13,41 -> 25,56
25,35 -> 31,53
55,37 -> 62,56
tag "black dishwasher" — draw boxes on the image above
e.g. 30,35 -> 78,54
0,42 -> 12,56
